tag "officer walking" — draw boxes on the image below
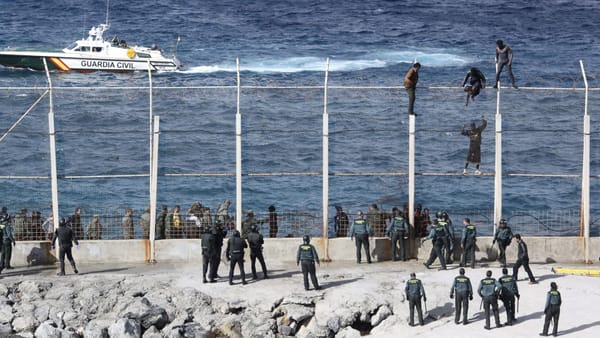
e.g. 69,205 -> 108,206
226,230 -> 247,285
247,224 -> 268,279
460,218 -> 477,268
349,211 -> 372,264
0,215 -> 15,271
405,272 -> 426,326
450,267 -> 473,325
540,282 -> 561,337
499,267 -> 520,325
513,234 -> 537,284
478,270 -> 502,330
51,218 -> 79,276
386,207 -> 408,261
296,235 -> 320,291
421,219 -> 448,270
439,211 -> 454,264
201,226 -> 216,283
493,219 -> 513,267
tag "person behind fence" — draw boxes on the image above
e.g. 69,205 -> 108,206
478,270 -> 502,330
42,210 -> 54,240
69,208 -> 84,241
13,208 -> 26,241
201,225 -> 216,283
267,205 -> 278,238
493,218 -> 513,268
421,219 -> 448,270
462,115 -> 487,175
334,205 -> 349,238
51,218 -> 79,276
0,215 -> 15,271
168,205 -> 183,239
386,207 -> 408,261
30,210 -> 45,241
297,235 -> 320,291
86,214 -> 103,240
366,203 -> 385,237
226,229 -> 247,285
460,218 -> 477,269
156,206 -> 167,240
403,62 -> 421,116
349,210 -> 372,264
494,39 -> 517,89
540,282 -> 561,337
462,67 -> 486,106
499,267 -> 520,326
405,272 -> 426,326
122,207 -> 134,240
439,210 -> 454,264
450,267 -> 473,325
513,234 -> 538,284
140,207 -> 151,239
215,199 -> 231,227
242,210 -> 263,240
247,224 -> 268,279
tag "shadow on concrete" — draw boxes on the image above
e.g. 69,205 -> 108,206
426,301 -> 453,321
1,266 -> 55,277
78,267 -> 132,275
321,277 -> 362,290
558,320 -> 600,335
264,269 -> 300,279
514,310 -> 544,323
535,273 -> 565,282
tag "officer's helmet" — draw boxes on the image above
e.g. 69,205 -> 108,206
303,235 -> 310,244
435,211 -> 443,219
0,215 -> 7,224
250,224 -> 258,232
232,230 -> 240,237
499,219 -> 507,226
442,211 -> 449,220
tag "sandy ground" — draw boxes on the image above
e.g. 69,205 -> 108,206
4,257 -> 600,338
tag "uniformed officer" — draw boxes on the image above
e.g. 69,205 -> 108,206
200,226 -> 216,283
226,230 -> 247,285
439,211 -> 454,264
540,282 -> 561,337
421,219 -> 448,270
51,218 -> 79,276
211,223 -> 227,279
0,214 -> 15,271
296,235 -> 320,291
460,218 -> 477,268
386,207 -> 408,261
349,211 -> 372,264
499,267 -> 520,325
493,219 -> 513,267
405,272 -> 426,326
478,270 -> 502,330
247,224 -> 268,279
450,267 -> 473,325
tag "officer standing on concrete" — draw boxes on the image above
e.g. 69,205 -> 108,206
450,267 -> 473,325
405,272 -> 426,326
296,235 -> 321,291
247,224 -> 268,279
421,219 -> 448,270
386,207 -> 408,261
499,267 -> 520,325
349,211 -> 372,264
51,218 -> 79,276
493,219 -> 513,267
513,234 -> 538,284
440,211 -> 454,264
478,270 -> 502,330
201,226 -> 216,283
226,230 -> 247,285
540,282 -> 561,337
460,218 -> 477,268
0,215 -> 15,271
211,223 -> 227,280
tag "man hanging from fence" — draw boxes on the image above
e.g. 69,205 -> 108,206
461,115 -> 487,175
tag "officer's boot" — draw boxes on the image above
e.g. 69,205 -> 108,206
71,261 -> 78,274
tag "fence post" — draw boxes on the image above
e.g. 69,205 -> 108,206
235,58 -> 242,232
43,59 -> 60,258
322,57 -> 331,260
408,114 -> 415,257
579,60 -> 590,264
149,116 -> 160,263
493,73 -> 502,235
148,61 -> 153,198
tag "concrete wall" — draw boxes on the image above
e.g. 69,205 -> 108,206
9,236 -> 600,268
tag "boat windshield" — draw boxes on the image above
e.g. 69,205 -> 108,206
66,42 -> 77,50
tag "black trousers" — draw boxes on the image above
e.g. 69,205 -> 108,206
443,237 -> 454,263
542,305 -> 560,336
461,240 -> 476,268
425,240 -> 446,269
390,231 -> 406,261
408,295 -> 424,325
497,240 -> 509,266
483,296 -> 501,328
228,253 -> 246,283
300,260 -> 319,290
202,250 -> 211,281
513,258 -> 536,282
454,292 -> 469,324
1,240 -> 12,269
213,245 -> 223,278
354,233 -> 371,263
406,87 -> 416,114
501,293 -> 516,324
250,248 -> 268,278
59,246 -> 77,274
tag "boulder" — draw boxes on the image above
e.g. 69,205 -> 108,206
17,280 -> 42,302
108,318 -> 141,338
0,304 -> 14,324
12,314 -> 38,333
370,304 -> 392,327
83,319 -> 111,338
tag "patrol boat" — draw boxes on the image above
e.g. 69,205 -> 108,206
0,23 -> 182,72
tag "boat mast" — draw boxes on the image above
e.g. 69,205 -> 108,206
105,0 -> 110,29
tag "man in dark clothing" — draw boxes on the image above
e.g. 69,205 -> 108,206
499,267 -> 520,325
0,215 -> 15,271
267,205 -> 278,238
404,62 -> 421,115
460,218 -> 477,268
478,270 -> 502,330
51,218 -> 79,276
462,68 -> 486,106
405,272 -> 426,326
540,282 -> 561,337
421,219 -> 448,270
156,206 -> 167,240
462,115 -> 487,175
211,223 -> 227,279
296,235 -> 320,291
226,230 -> 247,285
247,224 -> 268,279
450,268 -> 473,325
386,207 -> 408,261
349,211 -> 372,264
494,40 -> 517,89
201,226 -> 216,283
439,211 -> 454,264
69,208 -> 84,241
513,234 -> 537,284
334,206 -> 349,238
493,218 -> 513,267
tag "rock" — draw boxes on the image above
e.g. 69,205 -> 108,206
0,283 -> 9,297
296,317 -> 329,338
278,324 -> 293,336
45,286 -> 75,301
141,326 -> 162,338
12,314 -> 38,333
17,280 -> 42,302
139,306 -> 169,330
280,304 -> 314,323
0,304 -> 14,324
34,320 -> 62,338
218,319 -> 243,338
370,304 -> 392,327
336,326 -> 362,338
83,319 -> 111,338
326,316 -> 340,333
108,318 -> 141,338
0,323 -> 11,335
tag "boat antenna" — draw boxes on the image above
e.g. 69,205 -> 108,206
105,0 -> 110,28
